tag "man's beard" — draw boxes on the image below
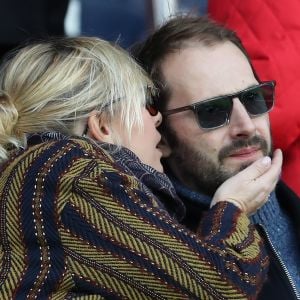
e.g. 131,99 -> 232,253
163,127 -> 271,197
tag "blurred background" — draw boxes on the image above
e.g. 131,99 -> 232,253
1,0 -> 299,194
0,0 -> 207,59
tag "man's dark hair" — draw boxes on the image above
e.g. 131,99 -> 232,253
132,15 -> 257,112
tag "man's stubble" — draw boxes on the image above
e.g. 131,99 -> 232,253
163,125 -> 271,196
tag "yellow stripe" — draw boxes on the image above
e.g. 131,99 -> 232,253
63,235 -> 189,299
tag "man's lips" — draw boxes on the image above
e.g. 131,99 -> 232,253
228,146 -> 261,158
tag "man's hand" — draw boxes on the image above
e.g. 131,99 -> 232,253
211,149 -> 283,215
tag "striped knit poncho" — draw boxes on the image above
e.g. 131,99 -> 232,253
0,135 -> 268,299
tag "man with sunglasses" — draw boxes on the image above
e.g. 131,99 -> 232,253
133,15 -> 300,299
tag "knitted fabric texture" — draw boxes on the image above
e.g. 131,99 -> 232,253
251,192 -> 300,291
0,134 -> 268,299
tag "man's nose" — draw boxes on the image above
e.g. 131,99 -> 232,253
228,98 -> 256,138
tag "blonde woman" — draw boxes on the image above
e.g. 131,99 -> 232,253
0,37 -> 281,299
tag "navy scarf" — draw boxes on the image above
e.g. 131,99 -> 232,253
27,132 -> 186,221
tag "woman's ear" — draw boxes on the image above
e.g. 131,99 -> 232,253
87,112 -> 114,143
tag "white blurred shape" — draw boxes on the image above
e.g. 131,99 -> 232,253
152,0 -> 178,27
64,0 -> 81,37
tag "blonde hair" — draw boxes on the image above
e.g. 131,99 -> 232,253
0,37 -> 155,160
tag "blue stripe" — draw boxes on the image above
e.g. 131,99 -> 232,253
71,275 -> 123,299
19,140 -> 86,298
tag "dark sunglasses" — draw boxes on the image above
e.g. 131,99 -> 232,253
162,81 -> 276,130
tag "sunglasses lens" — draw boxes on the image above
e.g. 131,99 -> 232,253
196,97 -> 232,129
146,103 -> 159,116
242,84 -> 274,115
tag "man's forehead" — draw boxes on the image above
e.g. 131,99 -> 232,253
161,42 -> 257,106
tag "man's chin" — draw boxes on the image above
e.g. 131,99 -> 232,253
238,161 -> 253,172
222,160 -> 254,177
224,153 -> 264,171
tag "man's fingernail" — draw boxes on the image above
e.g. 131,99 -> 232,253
261,156 -> 271,166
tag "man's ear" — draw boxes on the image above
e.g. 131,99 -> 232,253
159,135 -> 172,158
87,112 -> 114,143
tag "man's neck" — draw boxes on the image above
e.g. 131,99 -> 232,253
167,175 -> 212,206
